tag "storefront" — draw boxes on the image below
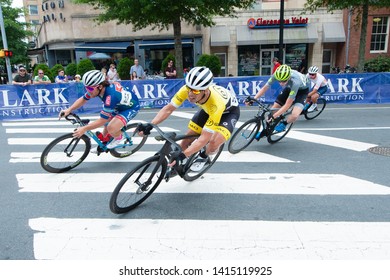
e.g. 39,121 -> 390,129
136,38 -> 198,74
236,16 -> 317,76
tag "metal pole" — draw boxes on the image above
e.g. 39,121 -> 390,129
345,8 -> 352,66
278,0 -> 285,63
0,5 -> 13,84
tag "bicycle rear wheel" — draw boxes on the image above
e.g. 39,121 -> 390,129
304,98 -> 327,120
110,122 -> 148,158
40,133 -> 91,173
228,118 -> 261,154
183,143 -> 224,182
109,155 -> 167,214
267,120 -> 293,144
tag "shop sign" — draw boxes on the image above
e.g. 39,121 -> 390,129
248,17 -> 308,29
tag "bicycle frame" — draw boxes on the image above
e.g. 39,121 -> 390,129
65,113 -> 133,152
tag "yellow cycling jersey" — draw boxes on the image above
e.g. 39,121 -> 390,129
171,84 -> 238,132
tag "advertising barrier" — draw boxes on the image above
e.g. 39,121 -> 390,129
0,73 -> 389,120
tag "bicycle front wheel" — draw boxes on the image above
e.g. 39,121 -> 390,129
109,155 -> 167,214
228,118 -> 261,154
267,120 -> 293,144
110,122 -> 148,158
183,143 -> 224,182
40,133 -> 91,173
304,98 -> 327,120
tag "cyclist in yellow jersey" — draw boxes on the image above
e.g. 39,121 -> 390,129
138,66 -> 240,171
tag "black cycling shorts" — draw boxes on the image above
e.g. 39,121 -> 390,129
275,87 -> 309,107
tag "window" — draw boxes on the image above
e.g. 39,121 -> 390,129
29,5 -> 38,15
322,49 -> 332,74
237,46 -> 260,76
370,16 -> 389,52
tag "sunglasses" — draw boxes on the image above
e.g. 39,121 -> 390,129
85,85 -> 98,93
186,86 -> 201,95
38,72 -> 44,74
309,73 -> 316,76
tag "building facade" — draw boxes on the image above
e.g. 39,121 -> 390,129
23,0 -> 389,76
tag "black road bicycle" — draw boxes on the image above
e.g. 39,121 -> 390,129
109,123 -> 224,214
228,98 -> 294,154
228,97 -> 327,154
302,97 -> 327,120
40,113 -> 147,173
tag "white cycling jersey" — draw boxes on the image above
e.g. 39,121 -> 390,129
307,72 -> 327,90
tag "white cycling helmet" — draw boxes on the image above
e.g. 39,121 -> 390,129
185,66 -> 213,90
82,70 -> 106,86
308,66 -> 319,74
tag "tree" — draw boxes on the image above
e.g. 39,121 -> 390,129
196,54 -> 221,76
66,63 -> 78,78
77,59 -> 95,77
303,0 -> 388,72
73,0 -> 256,77
0,0 -> 33,68
117,57 -> 133,80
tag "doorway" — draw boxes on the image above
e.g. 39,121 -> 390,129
260,49 -> 279,76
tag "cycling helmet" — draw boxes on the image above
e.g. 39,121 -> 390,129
274,64 -> 291,81
82,70 -> 106,86
185,66 -> 213,90
308,66 -> 319,74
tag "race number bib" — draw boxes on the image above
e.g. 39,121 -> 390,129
120,89 -> 134,106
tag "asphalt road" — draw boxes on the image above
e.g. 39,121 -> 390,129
0,103 -> 390,261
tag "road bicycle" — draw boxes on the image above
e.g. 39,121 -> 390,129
302,97 -> 327,120
228,96 -> 327,154
40,112 -> 147,173
228,97 -> 294,154
109,123 -> 224,214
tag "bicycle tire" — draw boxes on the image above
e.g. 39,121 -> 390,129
110,122 -> 148,158
267,120 -> 293,144
183,143 -> 224,182
40,133 -> 91,173
109,155 -> 167,214
304,98 -> 327,120
227,118 -> 261,154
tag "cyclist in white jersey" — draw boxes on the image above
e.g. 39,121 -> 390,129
247,64 -> 309,133
305,66 -> 329,112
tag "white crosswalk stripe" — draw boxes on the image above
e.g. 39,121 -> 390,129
3,116 -> 389,260
17,173 -> 390,195
30,218 -> 390,260
10,151 -> 294,163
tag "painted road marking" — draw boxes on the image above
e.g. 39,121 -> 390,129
17,173 -> 389,194
286,131 -> 376,151
5,126 -> 178,134
11,151 -> 294,164
29,218 -> 390,259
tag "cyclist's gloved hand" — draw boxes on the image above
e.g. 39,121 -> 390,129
267,114 -> 275,123
137,123 -> 153,135
244,96 -> 254,105
169,150 -> 187,165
